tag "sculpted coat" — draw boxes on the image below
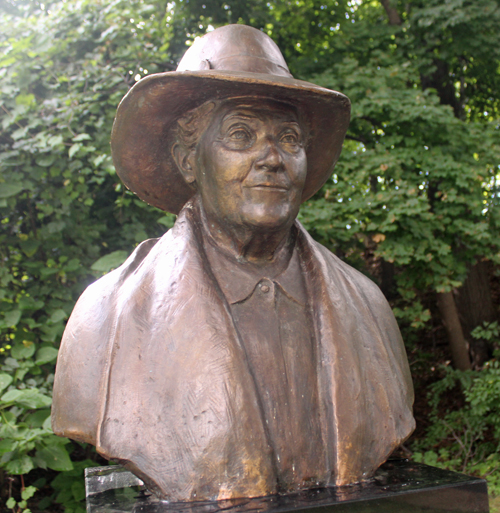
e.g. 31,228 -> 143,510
52,201 -> 415,501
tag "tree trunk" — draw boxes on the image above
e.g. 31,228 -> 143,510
380,260 -> 396,300
380,0 -> 402,25
420,58 -> 463,119
455,261 -> 496,367
436,291 -> 472,370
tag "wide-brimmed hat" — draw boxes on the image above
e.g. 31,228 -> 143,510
111,24 -> 351,214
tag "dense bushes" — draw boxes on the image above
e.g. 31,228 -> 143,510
413,326 -> 500,495
0,0 -> 499,511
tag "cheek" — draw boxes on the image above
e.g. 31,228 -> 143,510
197,146 -> 227,193
211,151 -> 250,190
197,149 -> 249,213
290,153 -> 308,188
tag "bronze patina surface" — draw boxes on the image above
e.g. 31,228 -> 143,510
51,24 -> 415,502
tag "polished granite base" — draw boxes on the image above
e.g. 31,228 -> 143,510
85,459 -> 489,513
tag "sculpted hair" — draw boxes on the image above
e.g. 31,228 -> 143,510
175,100 -> 220,152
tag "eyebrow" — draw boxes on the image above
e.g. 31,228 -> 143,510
222,111 -> 260,123
222,110 -> 301,126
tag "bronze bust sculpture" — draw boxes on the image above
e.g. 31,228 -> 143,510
51,25 -> 415,502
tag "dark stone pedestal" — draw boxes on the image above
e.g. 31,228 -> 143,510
85,459 -> 489,513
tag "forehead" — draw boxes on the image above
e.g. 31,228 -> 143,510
216,98 -> 301,125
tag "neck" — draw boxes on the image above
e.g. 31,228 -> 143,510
195,197 -> 294,265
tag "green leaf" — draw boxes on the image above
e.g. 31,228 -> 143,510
1,389 -> 52,409
0,183 -> 24,198
11,342 -> 36,360
48,135 -> 63,147
46,220 -> 65,234
0,373 -> 13,392
49,309 -> 67,324
35,347 -> 58,365
6,454 -> 34,475
157,214 -> 176,228
71,481 -> 85,502
11,126 -> 28,140
15,93 -> 35,106
6,497 -> 16,509
72,133 -> 92,142
42,415 -> 52,431
0,439 -> 14,455
20,239 -> 41,257
1,451 -> 14,464
35,155 -> 56,167
3,309 -> 21,327
36,444 -> 73,472
4,358 -> 19,370
91,250 -> 128,272
25,409 -> 51,428
21,486 -> 37,500
68,143 -> 82,159
37,496 -> 52,510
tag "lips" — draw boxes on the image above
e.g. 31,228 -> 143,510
246,183 -> 290,191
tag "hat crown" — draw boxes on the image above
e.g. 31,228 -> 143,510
177,25 -> 292,78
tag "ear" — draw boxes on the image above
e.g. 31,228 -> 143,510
172,142 -> 196,185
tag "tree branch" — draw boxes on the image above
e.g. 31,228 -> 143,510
380,0 -> 402,25
360,115 -> 382,128
345,134 -> 368,145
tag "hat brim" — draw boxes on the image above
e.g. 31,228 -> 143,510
111,70 -> 351,214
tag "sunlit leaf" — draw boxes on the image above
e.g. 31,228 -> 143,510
36,347 -> 59,365
1,389 -> 52,409
0,183 -> 23,198
5,454 -> 34,475
3,310 -> 21,327
49,309 -> 67,324
11,342 -> 36,360
0,373 -> 13,392
91,250 -> 128,272
36,445 -> 73,472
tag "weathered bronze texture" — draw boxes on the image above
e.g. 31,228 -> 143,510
51,24 -> 415,503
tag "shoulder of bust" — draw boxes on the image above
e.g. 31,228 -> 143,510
297,223 -> 384,301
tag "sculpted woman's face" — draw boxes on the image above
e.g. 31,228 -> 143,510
175,98 -> 308,235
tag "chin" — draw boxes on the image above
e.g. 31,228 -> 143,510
240,205 -> 297,232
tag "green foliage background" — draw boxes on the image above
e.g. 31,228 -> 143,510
0,0 -> 499,511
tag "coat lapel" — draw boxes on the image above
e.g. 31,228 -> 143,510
296,224 -> 415,486
97,204 -> 277,500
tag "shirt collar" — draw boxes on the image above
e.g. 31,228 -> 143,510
202,226 -> 307,306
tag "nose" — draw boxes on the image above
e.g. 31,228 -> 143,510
255,138 -> 284,172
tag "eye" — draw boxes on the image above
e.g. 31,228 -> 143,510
280,130 -> 302,147
222,123 -> 255,150
229,128 -> 250,141
281,133 -> 298,144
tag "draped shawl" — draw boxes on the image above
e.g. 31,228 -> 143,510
52,201 -> 414,501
